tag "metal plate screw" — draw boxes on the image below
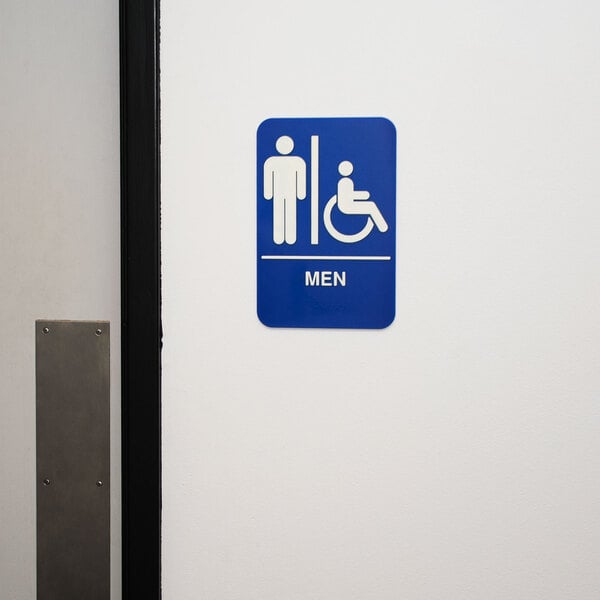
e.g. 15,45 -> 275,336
95,329 -> 103,336
43,478 -> 51,486
42,327 -> 50,334
96,480 -> 103,487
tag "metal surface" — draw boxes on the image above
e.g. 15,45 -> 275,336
36,320 -> 110,600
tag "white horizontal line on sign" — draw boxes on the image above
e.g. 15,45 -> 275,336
261,255 -> 391,261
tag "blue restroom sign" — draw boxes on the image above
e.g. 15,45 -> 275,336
257,117 -> 396,329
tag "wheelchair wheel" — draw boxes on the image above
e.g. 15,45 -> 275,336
323,195 -> 374,243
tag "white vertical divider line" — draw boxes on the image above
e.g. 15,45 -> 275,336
311,135 -> 319,245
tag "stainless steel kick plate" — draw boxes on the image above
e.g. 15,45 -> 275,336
36,320 -> 110,600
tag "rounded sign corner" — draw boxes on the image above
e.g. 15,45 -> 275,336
376,116 -> 396,130
256,307 -> 276,329
378,311 -> 396,330
256,118 -> 275,136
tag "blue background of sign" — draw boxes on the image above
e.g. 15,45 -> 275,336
257,117 -> 396,328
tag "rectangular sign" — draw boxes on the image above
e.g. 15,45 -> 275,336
257,117 -> 396,328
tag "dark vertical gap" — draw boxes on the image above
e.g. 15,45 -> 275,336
120,0 -> 161,598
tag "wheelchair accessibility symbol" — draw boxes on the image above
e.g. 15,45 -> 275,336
324,159 -> 388,243
263,134 -> 390,246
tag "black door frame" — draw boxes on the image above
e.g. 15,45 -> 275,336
120,0 -> 161,598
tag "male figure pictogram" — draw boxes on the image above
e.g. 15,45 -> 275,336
263,135 -> 306,245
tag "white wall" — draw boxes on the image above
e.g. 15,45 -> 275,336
0,2 -> 121,598
162,1 -> 600,598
